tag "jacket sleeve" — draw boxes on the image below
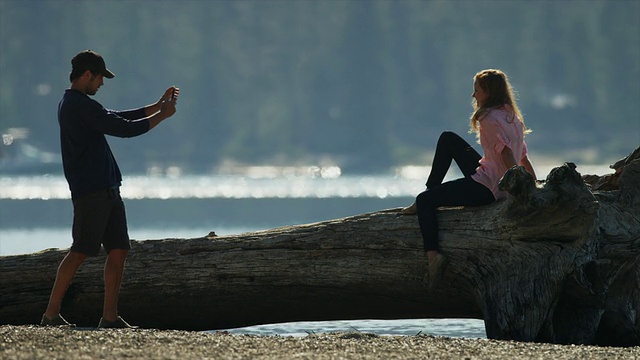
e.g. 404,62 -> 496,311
86,100 -> 150,138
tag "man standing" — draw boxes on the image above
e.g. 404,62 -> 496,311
41,50 -> 179,328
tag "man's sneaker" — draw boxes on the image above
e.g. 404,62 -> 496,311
98,316 -> 137,329
40,314 -> 76,327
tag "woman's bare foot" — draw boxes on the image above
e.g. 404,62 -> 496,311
400,201 -> 417,215
427,250 -> 438,263
427,251 -> 447,288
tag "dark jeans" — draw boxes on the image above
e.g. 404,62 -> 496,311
416,131 -> 495,252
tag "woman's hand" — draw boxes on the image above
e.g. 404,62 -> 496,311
501,147 -> 517,169
521,155 -> 537,180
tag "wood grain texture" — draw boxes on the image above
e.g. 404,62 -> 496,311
1,147 -> 638,346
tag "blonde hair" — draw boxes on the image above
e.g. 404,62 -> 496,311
469,69 -> 530,137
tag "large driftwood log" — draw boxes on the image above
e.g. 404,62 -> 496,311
1,147 -> 638,347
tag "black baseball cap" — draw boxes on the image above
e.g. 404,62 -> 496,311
71,50 -> 115,79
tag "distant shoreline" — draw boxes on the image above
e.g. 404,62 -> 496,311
1,325 -> 637,359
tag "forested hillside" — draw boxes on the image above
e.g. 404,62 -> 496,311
1,0 -> 638,173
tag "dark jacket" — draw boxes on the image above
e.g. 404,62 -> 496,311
58,89 -> 149,198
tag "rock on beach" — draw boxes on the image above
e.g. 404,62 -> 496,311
1,325 -> 638,359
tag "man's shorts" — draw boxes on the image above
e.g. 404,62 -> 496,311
70,187 -> 130,256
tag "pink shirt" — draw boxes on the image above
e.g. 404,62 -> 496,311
471,106 -> 528,200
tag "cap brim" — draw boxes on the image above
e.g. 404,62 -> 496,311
103,69 -> 115,79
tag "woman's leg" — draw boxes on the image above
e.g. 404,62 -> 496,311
426,131 -> 482,188
400,131 -> 482,215
416,178 -> 494,255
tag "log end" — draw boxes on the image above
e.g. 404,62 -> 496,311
498,165 -> 537,200
499,163 -> 598,215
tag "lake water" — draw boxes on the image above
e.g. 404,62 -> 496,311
0,163 -> 612,337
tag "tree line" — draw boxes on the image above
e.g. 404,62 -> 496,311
1,0 -> 638,173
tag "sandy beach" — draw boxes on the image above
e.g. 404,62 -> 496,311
1,325 -> 637,359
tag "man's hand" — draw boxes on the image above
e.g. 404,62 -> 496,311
159,95 -> 177,118
160,86 -> 179,117
161,86 -> 180,103
148,86 -> 180,129
146,86 -> 180,118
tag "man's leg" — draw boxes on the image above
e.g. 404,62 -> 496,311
102,249 -> 128,322
44,251 -> 88,320
98,189 -> 134,328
